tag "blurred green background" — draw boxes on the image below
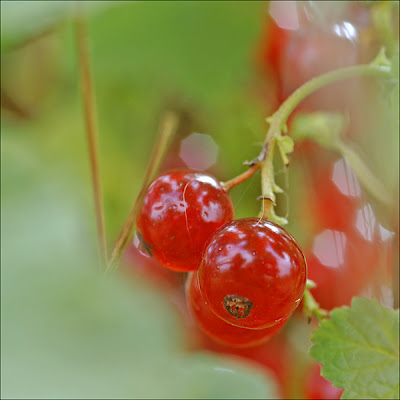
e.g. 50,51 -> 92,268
1,1 -> 398,398
1,1 -> 280,398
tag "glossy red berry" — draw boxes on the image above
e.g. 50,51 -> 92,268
186,272 -> 287,347
198,218 -> 307,329
136,169 -> 234,272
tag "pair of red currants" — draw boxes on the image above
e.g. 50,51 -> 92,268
136,169 -> 307,346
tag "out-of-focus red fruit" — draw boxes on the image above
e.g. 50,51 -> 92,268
305,363 -> 344,399
305,229 -> 382,310
307,157 -> 363,233
255,1 -> 379,117
296,154 -> 394,310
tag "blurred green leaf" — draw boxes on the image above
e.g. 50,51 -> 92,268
0,0 -> 116,52
178,353 -> 278,399
290,111 -> 347,149
1,128 -> 277,399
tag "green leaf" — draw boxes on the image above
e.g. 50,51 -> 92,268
178,353 -> 278,399
310,297 -> 399,399
1,131 -> 277,399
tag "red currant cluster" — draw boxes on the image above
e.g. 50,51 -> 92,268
115,3 -> 397,398
135,169 -> 307,347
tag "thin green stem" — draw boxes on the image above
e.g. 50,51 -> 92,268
108,111 -> 179,271
302,287 -> 329,323
260,142 -> 276,219
263,64 -> 391,152
258,61 -> 392,220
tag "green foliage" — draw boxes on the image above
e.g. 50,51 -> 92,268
311,298 -> 399,399
1,132 -> 277,399
1,4 -> 278,396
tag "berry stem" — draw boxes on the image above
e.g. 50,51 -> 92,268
221,163 -> 261,193
108,111 -> 179,270
257,53 -> 392,223
260,143 -> 275,219
302,285 -> 329,323
75,10 -> 108,267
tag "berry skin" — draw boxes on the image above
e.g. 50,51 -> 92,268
186,272 -> 287,347
198,218 -> 307,329
136,169 -> 234,272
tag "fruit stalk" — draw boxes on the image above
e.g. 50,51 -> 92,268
258,54 -> 392,221
303,280 -> 329,322
221,163 -> 261,192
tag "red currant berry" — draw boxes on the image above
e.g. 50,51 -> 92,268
198,218 -> 307,329
305,363 -> 343,399
136,169 -> 234,272
186,272 -> 287,347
